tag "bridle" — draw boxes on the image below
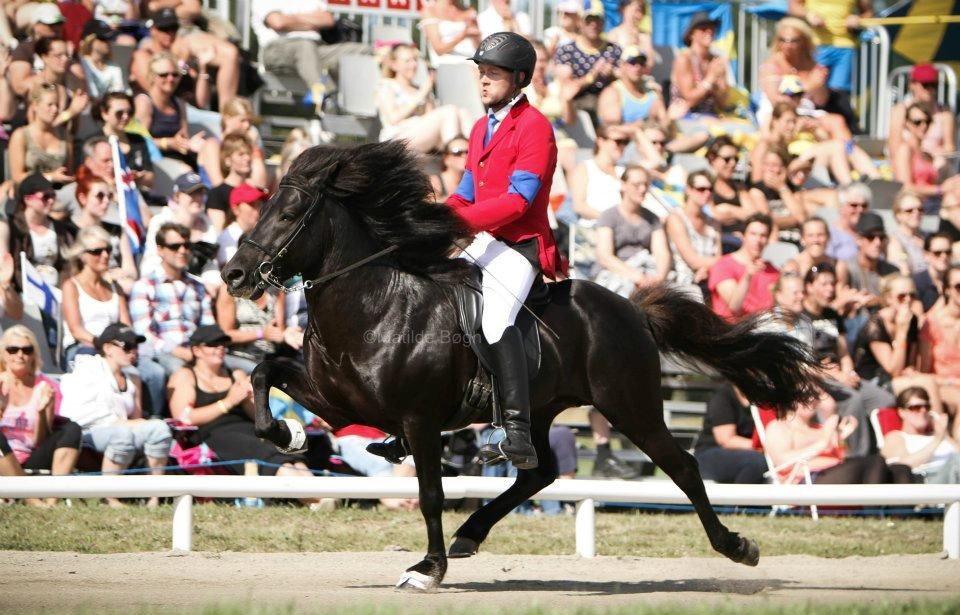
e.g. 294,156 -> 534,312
240,179 -> 397,293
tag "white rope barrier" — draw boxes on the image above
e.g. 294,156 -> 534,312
2,476 -> 958,559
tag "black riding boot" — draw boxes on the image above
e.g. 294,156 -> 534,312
480,325 -> 538,470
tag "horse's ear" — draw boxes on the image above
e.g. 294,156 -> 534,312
320,160 -> 343,187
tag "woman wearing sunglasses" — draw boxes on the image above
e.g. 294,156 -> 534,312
919,266 -> 960,436
94,91 -> 155,191
134,53 -> 204,168
893,103 -> 960,201
61,226 -> 133,370
430,136 -> 469,202
0,326 -> 81,505
880,386 -> 960,484
8,172 -> 76,288
887,190 -> 930,275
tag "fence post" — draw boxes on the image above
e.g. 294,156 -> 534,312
575,498 -> 595,558
945,501 -> 959,559
172,495 -> 193,552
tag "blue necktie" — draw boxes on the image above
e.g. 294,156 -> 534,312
483,113 -> 499,147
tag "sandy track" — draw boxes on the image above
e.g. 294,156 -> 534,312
2,551 -> 958,613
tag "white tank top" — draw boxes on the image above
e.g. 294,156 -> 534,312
580,160 -> 623,228
901,432 -> 959,470
63,280 -> 121,347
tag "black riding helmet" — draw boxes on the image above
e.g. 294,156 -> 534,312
470,32 -> 536,88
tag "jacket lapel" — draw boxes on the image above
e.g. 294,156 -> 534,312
479,96 -> 528,158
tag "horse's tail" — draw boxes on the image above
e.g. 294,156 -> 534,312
632,284 -> 822,416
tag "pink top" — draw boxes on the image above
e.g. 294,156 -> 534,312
912,151 -> 939,186
0,374 -> 63,464
708,255 -> 780,321
921,317 -> 960,378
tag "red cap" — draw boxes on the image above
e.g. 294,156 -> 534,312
911,64 -> 938,85
230,183 -> 270,208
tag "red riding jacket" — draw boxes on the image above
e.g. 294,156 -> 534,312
446,95 -> 565,279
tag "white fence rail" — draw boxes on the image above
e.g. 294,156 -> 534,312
2,476 -> 958,559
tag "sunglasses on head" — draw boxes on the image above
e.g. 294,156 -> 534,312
5,345 -> 34,356
905,402 -> 931,412
160,241 -> 191,252
85,246 -> 112,257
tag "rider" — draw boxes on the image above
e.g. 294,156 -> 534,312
447,32 -> 561,470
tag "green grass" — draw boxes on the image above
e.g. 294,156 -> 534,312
0,503 -> 943,558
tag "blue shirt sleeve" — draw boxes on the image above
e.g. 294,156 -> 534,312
506,170 -> 542,205
453,169 -> 475,203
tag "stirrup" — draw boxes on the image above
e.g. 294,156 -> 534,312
477,441 -> 509,466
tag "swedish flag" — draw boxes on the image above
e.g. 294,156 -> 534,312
884,0 -> 960,74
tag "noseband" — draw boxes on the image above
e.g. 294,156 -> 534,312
241,179 -> 397,293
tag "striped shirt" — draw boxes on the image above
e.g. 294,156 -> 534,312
129,269 -> 214,356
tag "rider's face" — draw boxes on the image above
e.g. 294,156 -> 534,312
478,64 -> 515,107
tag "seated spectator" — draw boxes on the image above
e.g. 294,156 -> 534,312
880,386 -> 960,483
569,125 -> 627,224
836,211 -> 900,341
376,43 -> 473,154
606,0 -> 653,60
827,182 -> 871,261
708,213 -> 780,321
9,173 -> 76,288
748,148 -> 806,242
770,74 -> 851,144
252,0 -> 370,114
919,266 -> 960,420
913,233 -> 953,312
597,45 -> 666,128
888,64 -> 956,169
669,12 -> 729,118
782,217 -> 836,276
477,0 -> 532,39
130,222 -> 215,416
91,0 -> 141,45
59,323 -> 172,507
134,53 -> 203,167
334,424 -> 418,509
71,167 -> 138,289
216,184 -> 269,268
216,281 -> 286,375
788,0 -> 871,97
893,103 -> 960,202
940,192 -> 960,259
544,0 -> 581,58
0,326 -> 80,503
763,395 -> 893,484
131,8 -> 240,112
430,136 -> 469,201
78,19 -> 123,98
693,383 -> 767,484
665,171 -> 721,300
0,253 -> 22,320
61,226 -> 133,369
93,92 -> 155,191
706,136 -> 756,253
8,12 -> 87,103
593,165 -> 670,297
204,134 -> 260,232
418,0 -> 480,67
554,7 -> 621,118
786,156 -> 840,217
887,189 -> 929,275
167,325 -> 318,484
8,82 -> 74,185
197,98 -> 268,193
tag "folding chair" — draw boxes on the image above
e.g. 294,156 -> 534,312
751,405 -> 819,520
869,407 -> 937,479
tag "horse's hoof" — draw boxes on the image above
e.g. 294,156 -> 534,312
730,536 -> 760,567
448,536 -> 479,558
395,570 -> 438,592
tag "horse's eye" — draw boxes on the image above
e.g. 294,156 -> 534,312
278,212 -> 295,222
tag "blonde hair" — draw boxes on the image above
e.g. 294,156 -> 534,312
772,17 -> 817,56
220,133 -> 253,176
64,225 -> 113,263
148,52 -> 178,80
220,97 -> 257,132
880,273 -> 916,299
28,81 -> 58,105
381,43 -> 418,79
280,128 -> 313,179
0,325 -> 41,375
893,188 -> 923,215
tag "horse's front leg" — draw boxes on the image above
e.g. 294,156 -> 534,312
251,357 -> 317,452
395,416 -> 447,592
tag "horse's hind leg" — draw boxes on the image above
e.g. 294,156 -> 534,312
395,415 -> 448,592
449,418 -> 557,557
250,358 -> 321,451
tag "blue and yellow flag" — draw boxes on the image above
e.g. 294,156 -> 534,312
883,0 -> 960,74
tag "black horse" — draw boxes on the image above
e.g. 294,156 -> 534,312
222,140 -> 822,591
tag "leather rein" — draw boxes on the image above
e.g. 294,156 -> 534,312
240,179 -> 398,293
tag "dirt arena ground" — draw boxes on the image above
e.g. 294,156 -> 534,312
2,550 -> 958,613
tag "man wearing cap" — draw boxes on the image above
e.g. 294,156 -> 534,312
888,64 -> 957,162
216,183 -> 269,268
597,45 -> 664,127
554,6 -> 621,117
788,0 -> 871,94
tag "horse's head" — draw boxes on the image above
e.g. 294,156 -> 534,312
221,157 -> 341,299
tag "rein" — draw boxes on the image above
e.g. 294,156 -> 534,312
241,179 -> 398,293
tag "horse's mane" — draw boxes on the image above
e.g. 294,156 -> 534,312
287,140 -> 471,282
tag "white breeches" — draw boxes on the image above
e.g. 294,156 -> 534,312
459,232 -> 537,343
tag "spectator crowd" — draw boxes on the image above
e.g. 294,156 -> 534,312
0,0 -> 958,510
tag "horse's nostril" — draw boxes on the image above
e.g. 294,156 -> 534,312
224,267 -> 245,284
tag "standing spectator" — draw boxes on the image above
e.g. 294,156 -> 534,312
592,165 -> 670,297
60,226 -> 133,370
665,171 -> 721,300
0,326 -> 80,504
888,64 -> 957,167
134,52 -> 203,167
8,82 -> 74,185
430,136 -> 469,201
694,383 -> 767,484
880,387 -> 960,483
477,0 -> 532,39
8,173 -> 76,288
376,43 -> 474,153
93,92 -> 155,191
554,7 -> 621,118
252,0 -> 371,113
59,323 -> 173,507
919,266 -> 960,418
782,217 -> 836,276
197,98 -> 267,191
77,19 -> 123,98
913,233 -> 954,312
887,189 -> 929,275
544,0 -> 581,58
706,136 -> 756,253
708,213 -> 780,321
893,103 -> 960,200
827,182 -> 872,261
204,134 -> 259,232
788,0 -> 871,95
597,45 -> 666,128
129,222 -> 215,416
418,0 -> 480,66
669,12 -> 730,118
836,211 -> 900,341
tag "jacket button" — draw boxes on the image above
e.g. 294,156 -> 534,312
479,181 -> 485,187
479,162 -> 484,168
